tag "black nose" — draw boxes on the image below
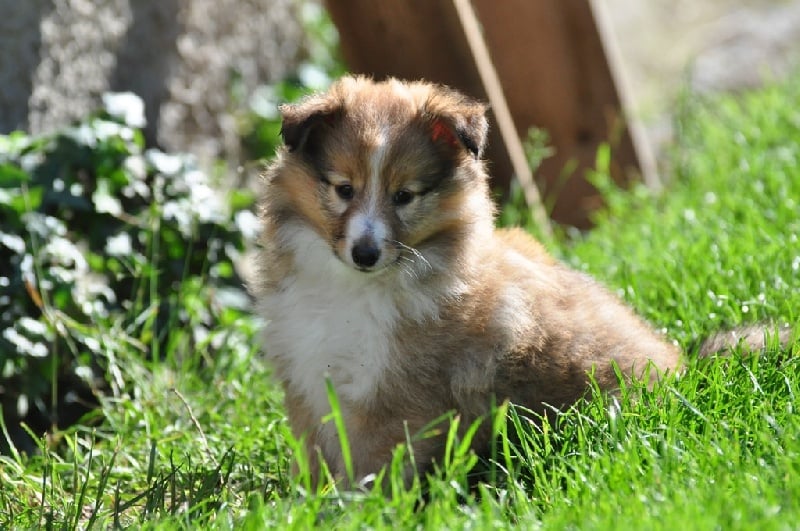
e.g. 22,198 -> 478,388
351,240 -> 381,268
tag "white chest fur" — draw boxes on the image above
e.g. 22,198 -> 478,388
260,226 -> 401,419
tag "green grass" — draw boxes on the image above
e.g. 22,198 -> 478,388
2,78 -> 800,529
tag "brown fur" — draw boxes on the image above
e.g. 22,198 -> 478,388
252,76 -> 793,490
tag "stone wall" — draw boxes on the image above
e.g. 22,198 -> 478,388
0,0 -> 305,163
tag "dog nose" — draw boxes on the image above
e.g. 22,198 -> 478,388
351,240 -> 381,268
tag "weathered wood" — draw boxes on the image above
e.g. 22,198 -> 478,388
325,0 -> 650,227
323,0 -> 536,211
452,0 -> 549,232
471,0 -> 654,226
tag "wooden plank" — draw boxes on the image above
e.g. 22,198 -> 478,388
451,0 -> 548,231
324,0 -> 649,227
590,0 -> 659,191
323,0 -> 550,232
471,0 -> 656,226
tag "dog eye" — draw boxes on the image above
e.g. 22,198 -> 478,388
334,183 -> 355,200
392,189 -> 414,206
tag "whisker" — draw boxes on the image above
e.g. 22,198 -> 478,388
389,258 -> 416,279
388,239 -> 433,273
403,262 -> 421,280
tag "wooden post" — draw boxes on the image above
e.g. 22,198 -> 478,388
469,0 -> 656,226
324,0 -> 651,228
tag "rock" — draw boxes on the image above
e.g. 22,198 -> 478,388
0,0 -> 306,165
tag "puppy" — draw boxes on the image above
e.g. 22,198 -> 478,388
252,76 -> 786,489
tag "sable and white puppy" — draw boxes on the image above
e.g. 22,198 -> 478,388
253,76 -> 783,488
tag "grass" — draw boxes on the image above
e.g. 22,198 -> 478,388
2,77 -> 800,529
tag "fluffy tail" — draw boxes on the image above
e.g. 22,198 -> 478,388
696,324 -> 795,358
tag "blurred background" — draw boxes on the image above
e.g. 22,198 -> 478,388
599,0 -> 800,153
2,0 -> 798,174
1,1 -> 799,517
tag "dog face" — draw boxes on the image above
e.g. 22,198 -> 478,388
267,76 -> 490,275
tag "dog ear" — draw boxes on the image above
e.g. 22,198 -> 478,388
279,97 -> 341,152
425,91 -> 489,159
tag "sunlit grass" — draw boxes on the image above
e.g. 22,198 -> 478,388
1,77 -> 799,529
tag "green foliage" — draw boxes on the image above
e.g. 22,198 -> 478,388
498,350 -> 800,530
522,126 -> 555,173
237,2 -> 345,162
0,93 -> 257,449
1,61 -> 800,530
564,82 -> 800,348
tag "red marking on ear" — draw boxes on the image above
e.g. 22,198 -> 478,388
431,119 -> 459,148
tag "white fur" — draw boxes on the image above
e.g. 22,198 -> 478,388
345,212 -> 388,257
260,224 -> 401,420
366,130 -> 389,219
343,133 -> 391,268
494,283 -> 535,339
368,130 -> 389,206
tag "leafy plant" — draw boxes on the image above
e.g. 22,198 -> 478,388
0,93 -> 258,453
237,2 -> 345,162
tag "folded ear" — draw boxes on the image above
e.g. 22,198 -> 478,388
279,96 -> 341,152
425,91 -> 489,158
